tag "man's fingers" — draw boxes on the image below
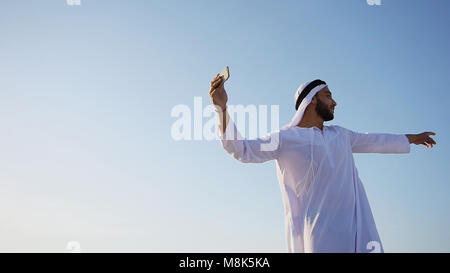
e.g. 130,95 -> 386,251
211,78 -> 219,85
210,74 -> 221,84
213,79 -> 222,89
425,135 -> 436,144
209,84 -> 223,96
209,79 -> 223,94
209,84 -> 220,94
211,76 -> 222,86
418,132 -> 437,148
214,78 -> 223,88
424,139 -> 434,148
209,73 -> 225,95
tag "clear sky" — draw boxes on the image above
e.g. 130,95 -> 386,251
0,0 -> 449,252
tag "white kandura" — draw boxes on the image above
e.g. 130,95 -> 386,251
216,82 -> 410,253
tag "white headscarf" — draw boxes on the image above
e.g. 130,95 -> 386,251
282,80 -> 328,130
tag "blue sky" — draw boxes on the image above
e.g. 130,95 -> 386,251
0,0 -> 449,252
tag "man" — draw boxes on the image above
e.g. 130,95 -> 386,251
208,74 -> 437,253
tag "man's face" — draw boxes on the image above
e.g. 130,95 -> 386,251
314,87 -> 337,121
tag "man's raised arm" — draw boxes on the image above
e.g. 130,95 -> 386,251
209,74 -> 229,135
208,73 -> 281,163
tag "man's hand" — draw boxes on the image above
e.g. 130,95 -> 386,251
209,74 -> 228,112
406,132 -> 437,148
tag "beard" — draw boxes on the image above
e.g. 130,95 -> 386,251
315,97 -> 334,121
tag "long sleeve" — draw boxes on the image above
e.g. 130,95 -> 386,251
217,116 -> 281,163
346,128 -> 410,154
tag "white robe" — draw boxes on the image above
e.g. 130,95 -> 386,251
217,119 -> 410,253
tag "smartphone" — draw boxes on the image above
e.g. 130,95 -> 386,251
219,66 -> 230,85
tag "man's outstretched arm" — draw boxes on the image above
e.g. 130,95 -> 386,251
345,127 -> 437,154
